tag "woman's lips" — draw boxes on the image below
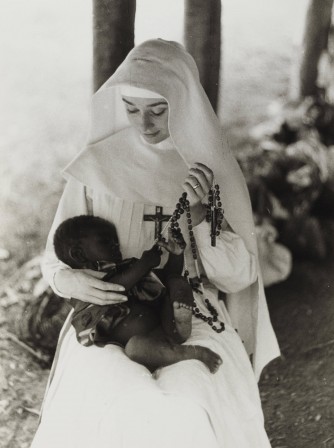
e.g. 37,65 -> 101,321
143,131 -> 159,137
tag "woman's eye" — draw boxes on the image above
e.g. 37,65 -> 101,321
126,108 -> 139,114
151,108 -> 167,117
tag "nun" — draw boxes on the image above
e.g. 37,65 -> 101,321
31,39 -> 279,448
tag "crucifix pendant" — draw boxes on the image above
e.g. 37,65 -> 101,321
144,206 -> 172,240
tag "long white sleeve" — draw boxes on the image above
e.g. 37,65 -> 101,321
193,220 -> 257,293
41,178 -> 90,297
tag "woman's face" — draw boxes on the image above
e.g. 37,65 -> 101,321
122,96 -> 170,144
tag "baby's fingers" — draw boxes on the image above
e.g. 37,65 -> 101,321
156,239 -> 169,250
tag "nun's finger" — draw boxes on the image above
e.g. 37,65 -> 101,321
183,178 -> 204,200
194,163 -> 214,185
182,182 -> 202,205
188,167 -> 211,193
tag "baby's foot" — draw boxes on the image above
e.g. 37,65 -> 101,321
167,276 -> 194,341
191,345 -> 222,373
173,301 -> 192,340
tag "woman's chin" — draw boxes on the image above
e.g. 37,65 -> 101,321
142,132 -> 163,144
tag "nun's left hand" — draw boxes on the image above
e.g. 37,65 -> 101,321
182,162 -> 213,226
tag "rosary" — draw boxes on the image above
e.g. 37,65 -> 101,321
157,182 -> 225,334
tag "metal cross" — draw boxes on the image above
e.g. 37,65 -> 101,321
144,206 -> 171,239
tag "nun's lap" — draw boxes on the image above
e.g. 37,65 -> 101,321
33,327 -> 219,448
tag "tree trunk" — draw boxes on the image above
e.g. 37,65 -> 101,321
184,0 -> 222,111
93,0 -> 136,92
293,0 -> 333,99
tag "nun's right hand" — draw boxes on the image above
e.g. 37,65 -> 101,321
54,269 -> 127,305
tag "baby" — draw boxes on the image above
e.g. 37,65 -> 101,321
54,215 -> 222,372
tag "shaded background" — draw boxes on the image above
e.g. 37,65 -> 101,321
0,0 -> 308,261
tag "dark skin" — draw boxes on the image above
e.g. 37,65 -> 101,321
66,221 -> 222,373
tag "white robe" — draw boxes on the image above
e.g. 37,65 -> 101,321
31,178 -> 272,448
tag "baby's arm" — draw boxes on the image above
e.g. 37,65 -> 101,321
157,228 -> 186,281
104,246 -> 162,292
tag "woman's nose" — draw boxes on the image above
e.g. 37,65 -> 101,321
139,112 -> 154,131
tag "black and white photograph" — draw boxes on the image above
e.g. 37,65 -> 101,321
0,1 -> 333,447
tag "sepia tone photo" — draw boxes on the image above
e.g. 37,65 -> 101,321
0,1 -> 333,447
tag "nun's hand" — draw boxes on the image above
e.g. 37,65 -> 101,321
182,163 -> 213,226
54,269 -> 127,306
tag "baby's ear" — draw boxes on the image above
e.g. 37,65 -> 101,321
69,245 -> 87,266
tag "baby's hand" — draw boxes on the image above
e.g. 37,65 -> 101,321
157,228 -> 186,255
141,245 -> 162,268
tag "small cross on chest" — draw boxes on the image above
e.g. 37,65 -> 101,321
144,206 -> 171,239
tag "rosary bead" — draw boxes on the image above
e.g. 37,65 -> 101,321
189,230 -> 194,236
215,184 -> 219,189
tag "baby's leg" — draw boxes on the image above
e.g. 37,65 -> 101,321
110,302 -> 160,347
161,276 -> 194,344
125,329 -> 222,373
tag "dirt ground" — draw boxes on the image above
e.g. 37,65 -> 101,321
261,259 -> 334,448
2,1 -> 333,447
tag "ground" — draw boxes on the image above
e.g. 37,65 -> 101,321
1,0 -> 333,447
261,260 -> 334,448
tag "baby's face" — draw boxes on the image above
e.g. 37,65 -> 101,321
82,226 -> 122,264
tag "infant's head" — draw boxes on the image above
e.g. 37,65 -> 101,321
54,215 -> 122,270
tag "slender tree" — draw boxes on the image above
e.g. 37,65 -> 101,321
93,0 -> 136,92
184,0 -> 222,111
293,0 -> 333,99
